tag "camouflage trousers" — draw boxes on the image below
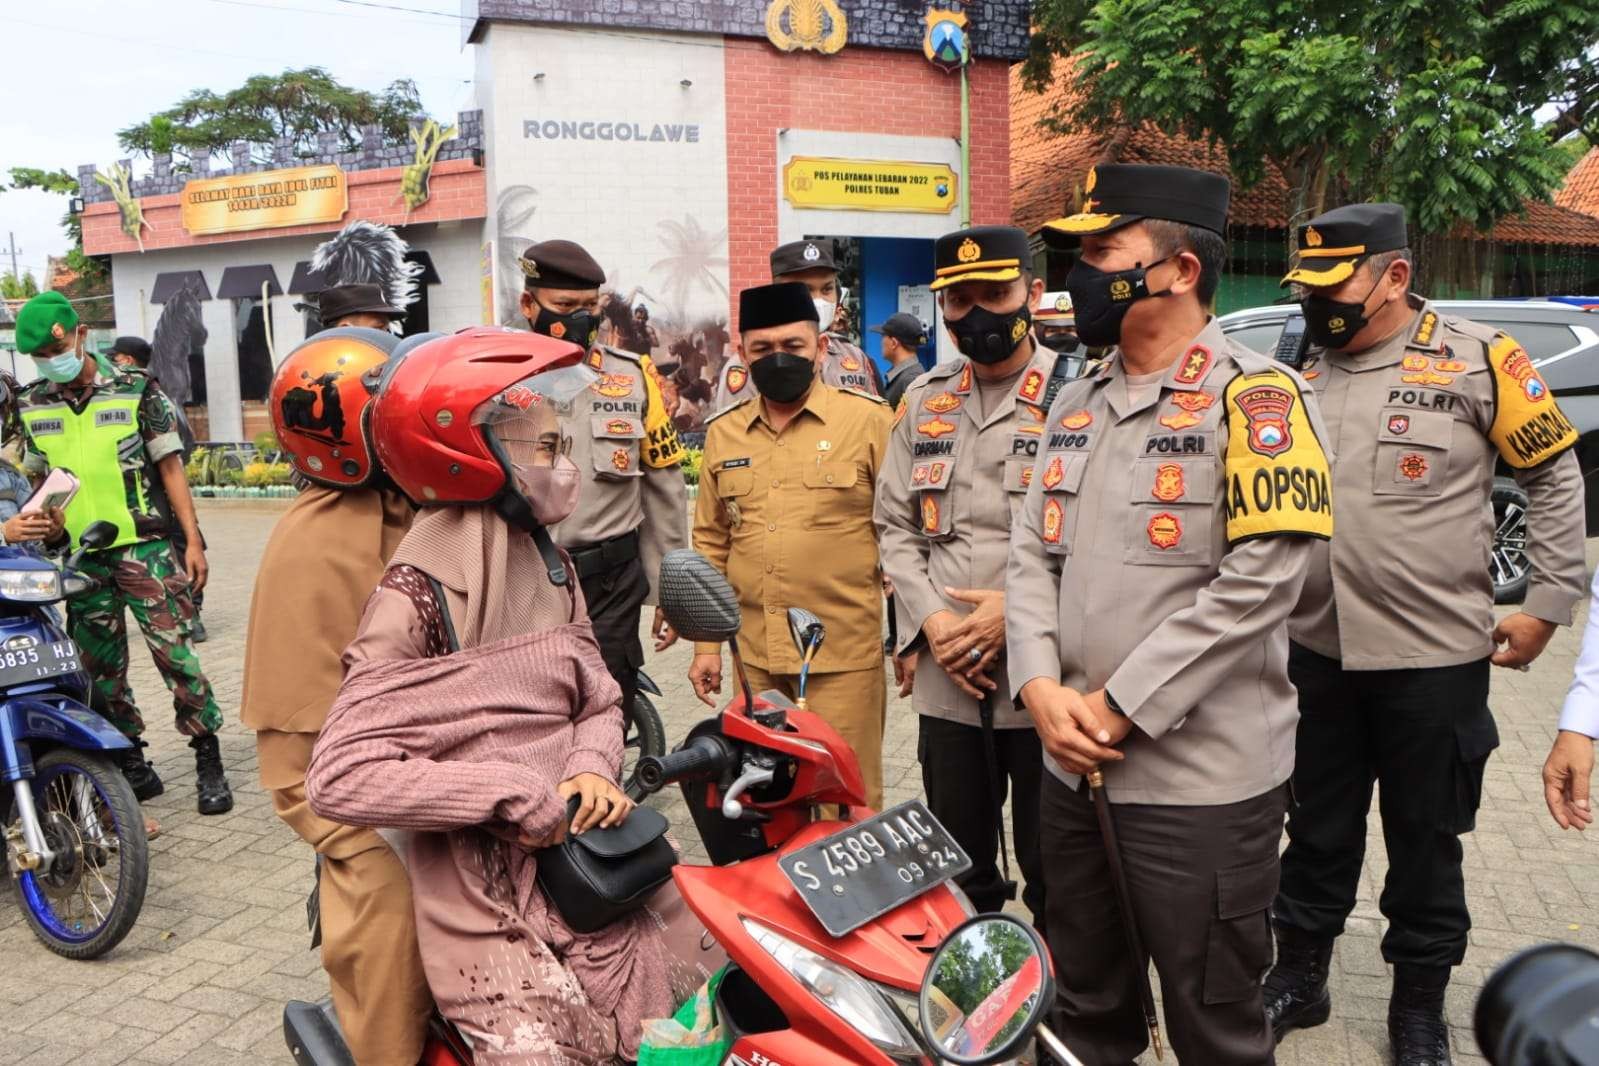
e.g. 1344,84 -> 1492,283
68,538 -> 223,739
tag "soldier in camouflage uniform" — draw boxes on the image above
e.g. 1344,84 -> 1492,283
11,291 -> 233,815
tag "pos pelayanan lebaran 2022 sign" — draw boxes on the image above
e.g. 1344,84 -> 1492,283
923,7 -> 969,73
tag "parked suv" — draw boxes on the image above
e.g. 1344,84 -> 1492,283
1217,300 -> 1599,604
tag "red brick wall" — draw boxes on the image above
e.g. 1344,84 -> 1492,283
723,39 -> 1012,329
82,158 -> 487,256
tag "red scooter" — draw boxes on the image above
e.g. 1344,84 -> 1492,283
284,550 -> 1082,1066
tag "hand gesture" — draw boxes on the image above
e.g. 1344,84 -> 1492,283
557,772 -> 634,833
1020,678 -> 1129,776
689,652 -> 723,706
652,607 -> 678,652
183,540 -> 209,593
1543,730 -> 1595,830
1491,612 -> 1557,669
893,651 -> 917,698
3,511 -> 53,545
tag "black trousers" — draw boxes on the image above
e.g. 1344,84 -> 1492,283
917,714 -> 1045,928
1041,773 -> 1285,1066
577,554 -> 649,722
1276,644 -> 1497,968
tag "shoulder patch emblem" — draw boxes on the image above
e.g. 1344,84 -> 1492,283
1152,463 -> 1185,502
1019,369 -> 1045,402
1042,497 -> 1065,545
1059,410 -> 1093,431
1488,334 -> 1576,468
917,417 -> 957,439
1234,384 -> 1295,458
726,365 -> 748,394
1174,345 -> 1213,385
1146,512 -> 1183,549
1222,367 -> 1333,544
923,392 -> 962,415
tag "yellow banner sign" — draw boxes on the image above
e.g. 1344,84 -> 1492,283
180,164 -> 348,236
782,157 -> 957,214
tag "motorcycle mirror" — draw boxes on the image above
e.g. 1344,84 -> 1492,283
77,521 -> 117,553
785,607 -> 824,656
1475,942 -> 1599,1065
919,914 -> 1055,1066
658,550 -> 742,643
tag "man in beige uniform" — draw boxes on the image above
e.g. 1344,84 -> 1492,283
518,239 -> 688,721
1006,164 -> 1334,1065
713,241 -> 882,411
876,224 -> 1060,929
691,282 -> 894,808
1264,204 -> 1586,1066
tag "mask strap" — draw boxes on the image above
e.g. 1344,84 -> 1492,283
1139,254 -> 1179,300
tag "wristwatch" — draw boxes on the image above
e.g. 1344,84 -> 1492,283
1104,688 -> 1126,717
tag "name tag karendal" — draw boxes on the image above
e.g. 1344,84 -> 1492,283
95,409 -> 133,427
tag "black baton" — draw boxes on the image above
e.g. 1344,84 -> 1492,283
1087,767 -> 1164,1061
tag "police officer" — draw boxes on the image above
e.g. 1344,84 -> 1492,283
1264,204 -> 1587,1065
870,312 -> 928,411
713,241 -> 882,410
518,240 -> 688,723
1007,164 -> 1334,1065
690,282 -> 893,808
876,225 -> 1057,928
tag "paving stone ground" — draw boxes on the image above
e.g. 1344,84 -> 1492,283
1,499 -> 1594,1065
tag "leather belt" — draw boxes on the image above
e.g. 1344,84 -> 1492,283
567,530 -> 641,581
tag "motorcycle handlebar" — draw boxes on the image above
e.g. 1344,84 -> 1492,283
636,735 -> 735,794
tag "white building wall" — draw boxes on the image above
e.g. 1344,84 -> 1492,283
480,24 -> 730,335
106,222 -> 486,442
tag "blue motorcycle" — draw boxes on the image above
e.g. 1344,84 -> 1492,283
1,520 -> 148,958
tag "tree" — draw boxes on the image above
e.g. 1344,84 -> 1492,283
0,271 -> 39,300
118,67 -> 425,164
1024,1 -> 1599,243
1,167 -> 103,284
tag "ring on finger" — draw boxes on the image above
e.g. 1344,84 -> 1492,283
968,647 -> 983,664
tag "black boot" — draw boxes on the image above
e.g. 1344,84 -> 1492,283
1263,922 -> 1333,1044
191,734 -> 233,815
1388,964 -> 1452,1065
115,739 -> 164,801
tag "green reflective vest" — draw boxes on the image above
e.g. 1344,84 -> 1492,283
20,385 -> 150,552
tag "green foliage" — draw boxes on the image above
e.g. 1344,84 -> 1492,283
0,271 -> 39,300
242,461 -> 292,487
1025,0 -> 1599,237
1554,133 -> 1591,171
118,67 -> 426,163
252,429 -> 280,457
680,445 -> 703,486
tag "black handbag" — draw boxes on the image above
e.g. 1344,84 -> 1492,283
537,795 -> 677,933
420,574 -> 676,933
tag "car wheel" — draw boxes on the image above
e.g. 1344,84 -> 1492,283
1491,476 -> 1530,605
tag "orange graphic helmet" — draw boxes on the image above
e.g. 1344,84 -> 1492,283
270,327 -> 401,489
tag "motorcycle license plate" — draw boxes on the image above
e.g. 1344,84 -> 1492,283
779,800 -> 971,937
0,639 -> 81,688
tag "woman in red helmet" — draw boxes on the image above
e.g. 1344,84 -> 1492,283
306,327 -> 721,1065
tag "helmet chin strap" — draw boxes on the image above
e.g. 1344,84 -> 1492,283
485,427 -> 569,587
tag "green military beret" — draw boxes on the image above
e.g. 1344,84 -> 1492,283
14,292 -> 79,355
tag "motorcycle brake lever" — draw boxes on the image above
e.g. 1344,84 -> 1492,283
721,765 -> 777,820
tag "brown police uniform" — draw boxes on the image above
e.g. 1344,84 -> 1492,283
1009,165 -> 1335,1065
521,239 -> 688,721
694,382 -> 893,808
1273,204 -> 1587,983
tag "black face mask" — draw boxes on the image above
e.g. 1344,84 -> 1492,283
1040,332 -> 1080,354
1066,255 -> 1173,348
530,304 -> 598,348
946,303 -> 1033,365
1300,274 -> 1384,349
749,352 -> 815,403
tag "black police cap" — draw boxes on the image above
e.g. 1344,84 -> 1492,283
770,240 -> 838,278
1282,203 -> 1408,288
520,239 -> 606,290
1044,164 -> 1231,242
931,225 -> 1032,292
739,282 -> 819,333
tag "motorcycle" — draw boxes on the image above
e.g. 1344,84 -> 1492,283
1,520 -> 149,959
284,549 -> 1082,1066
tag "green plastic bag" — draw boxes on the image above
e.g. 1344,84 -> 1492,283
637,964 -> 734,1066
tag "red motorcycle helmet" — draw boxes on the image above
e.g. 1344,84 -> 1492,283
370,326 -> 593,513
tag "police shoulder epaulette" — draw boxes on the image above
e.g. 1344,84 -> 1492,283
1440,313 -> 1500,349
1228,344 -> 1285,380
840,387 -> 888,405
597,344 -> 642,365
704,397 -> 753,424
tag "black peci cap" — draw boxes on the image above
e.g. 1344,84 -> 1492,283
871,312 -> 928,345
739,282 -> 820,332
520,239 -> 606,290
931,225 -> 1032,292
1044,164 -> 1231,242
1281,203 -> 1408,288
770,239 -> 838,278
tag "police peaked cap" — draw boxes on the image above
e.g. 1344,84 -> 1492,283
770,240 -> 838,278
1281,203 -> 1408,288
931,225 -> 1032,292
739,283 -> 820,332
1044,164 -> 1231,242
520,239 -> 606,289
